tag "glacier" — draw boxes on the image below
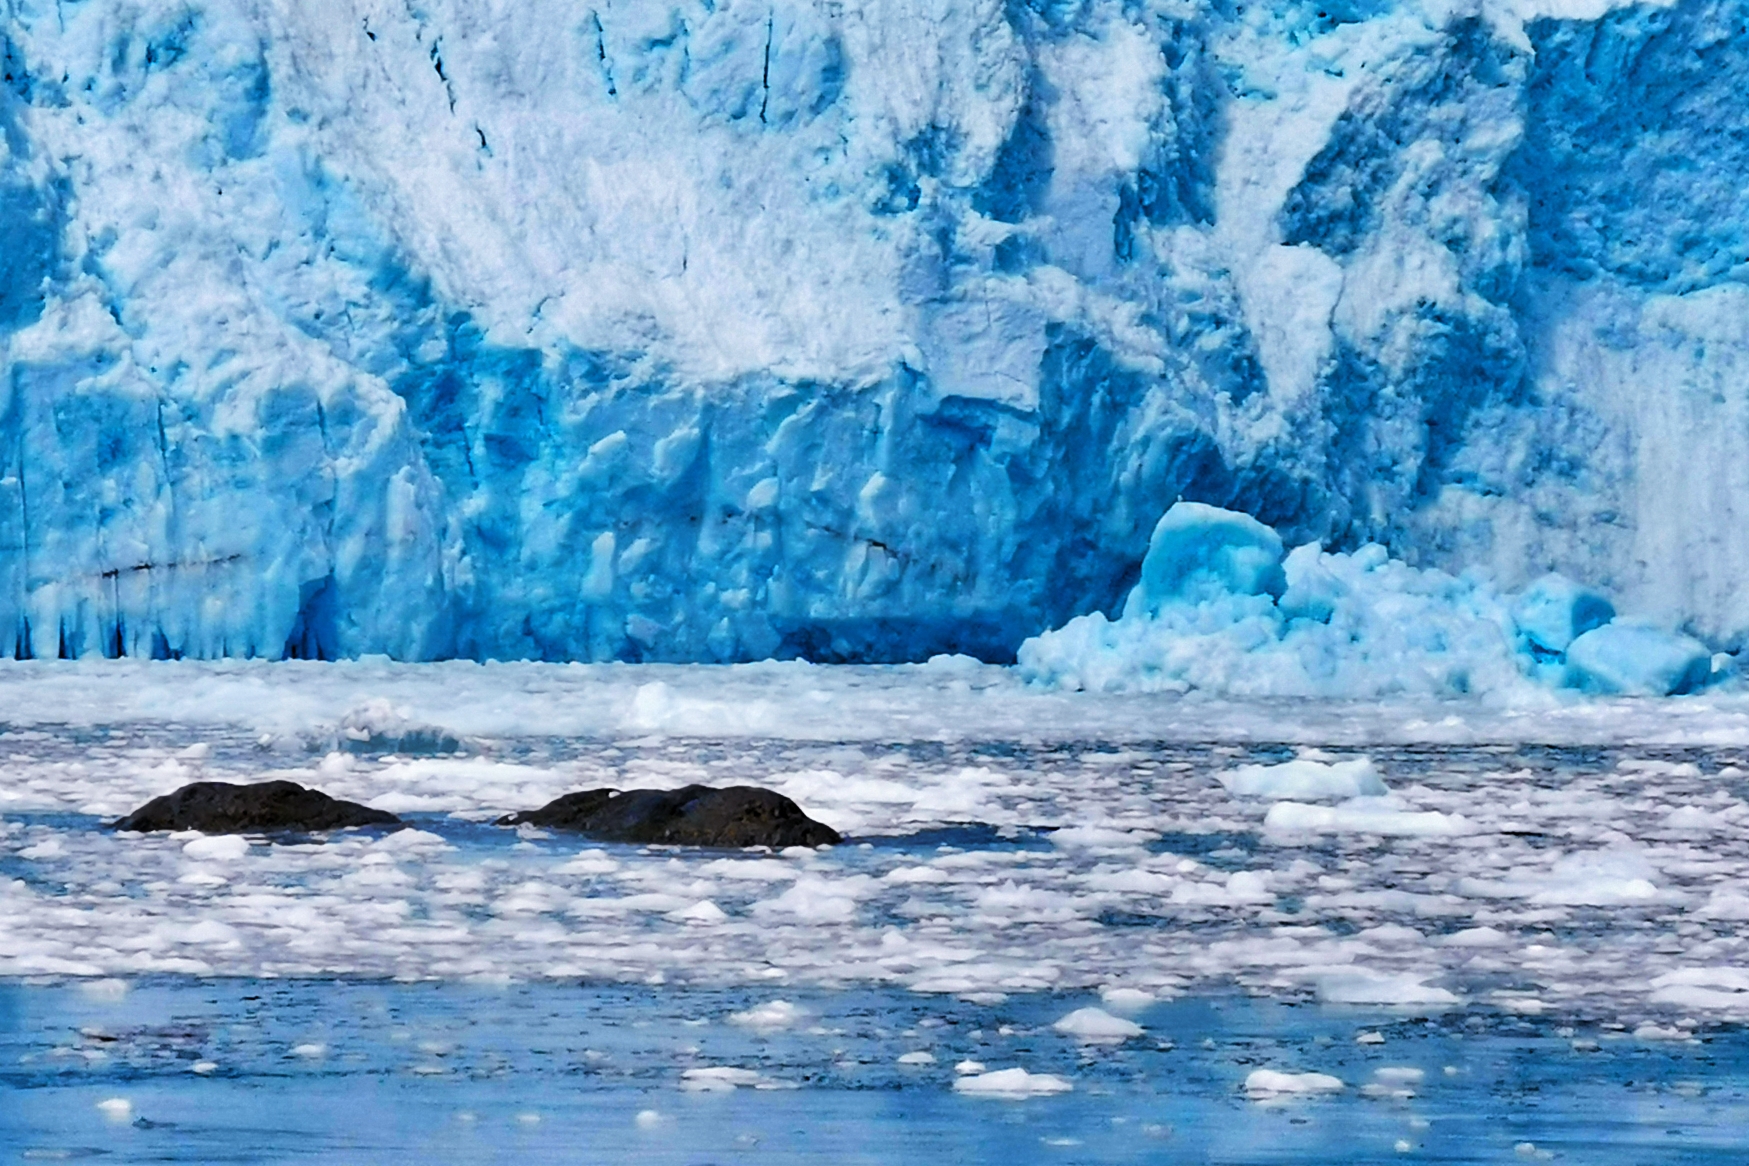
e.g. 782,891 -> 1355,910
1,0 -> 1747,665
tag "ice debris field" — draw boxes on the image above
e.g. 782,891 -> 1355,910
1021,502 -> 1725,699
9,663 -> 1749,1159
9,661 -> 1749,1023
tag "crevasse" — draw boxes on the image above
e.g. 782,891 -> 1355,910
0,0 -> 1744,665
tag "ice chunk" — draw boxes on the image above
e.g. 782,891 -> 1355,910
1244,1070 -> 1343,1099
1565,623 -> 1714,696
1648,967 -> 1749,1011
681,1067 -> 765,1092
337,700 -> 464,756
668,900 -> 728,925
1130,503 -> 1286,614
182,835 -> 251,862
1021,525 -> 1533,699
1219,758 -> 1387,800
1052,1007 -> 1142,1043
1277,544 -> 1346,623
1311,969 -> 1460,1008
1512,574 -> 1615,654
1264,799 -> 1471,837
728,1000 -> 804,1030
954,1068 -> 1074,1098
1097,987 -> 1157,1013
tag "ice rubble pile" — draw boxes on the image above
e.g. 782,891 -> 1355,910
1019,502 -> 1720,697
3,0 -> 1749,665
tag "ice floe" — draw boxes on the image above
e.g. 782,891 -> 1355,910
954,1068 -> 1074,1098
1244,1070 -> 1344,1100
1051,1008 -> 1142,1043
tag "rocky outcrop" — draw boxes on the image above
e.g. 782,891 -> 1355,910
498,785 -> 840,848
113,780 -> 401,833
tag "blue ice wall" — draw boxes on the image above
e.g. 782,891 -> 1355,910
1,0 -> 1747,662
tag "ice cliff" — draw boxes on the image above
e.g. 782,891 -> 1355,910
1,0 -> 1746,665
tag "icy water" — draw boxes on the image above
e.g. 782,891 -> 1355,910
7,663 -> 1749,1159
7,979 -> 1749,1164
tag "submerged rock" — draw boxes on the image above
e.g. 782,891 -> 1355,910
113,781 -> 401,834
498,785 -> 840,848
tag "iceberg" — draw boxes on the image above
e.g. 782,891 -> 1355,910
1129,503 -> 1286,614
1219,757 -> 1388,800
1512,575 -> 1615,656
1018,501 -> 1725,698
1,0 -> 1748,665
1564,623 -> 1714,697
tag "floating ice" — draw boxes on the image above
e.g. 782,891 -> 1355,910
1219,758 -> 1388,801
1052,1007 -> 1143,1043
1513,576 -> 1616,656
1648,968 -> 1749,1012
1362,1065 -> 1426,1099
8,665 -> 1749,1024
1264,799 -> 1472,837
182,835 -> 251,862
728,1001 -> 805,1030
953,1068 -> 1074,1098
1098,987 -> 1157,1013
668,900 -> 729,926
1243,1070 -> 1344,1100
1309,969 -> 1460,1009
1130,504 -> 1286,614
1565,623 -> 1715,697
680,1067 -> 765,1092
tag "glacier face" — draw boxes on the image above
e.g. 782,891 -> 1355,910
0,0 -> 1745,663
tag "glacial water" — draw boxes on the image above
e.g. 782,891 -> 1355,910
6,663 -> 1749,1159
7,979 -> 1749,1164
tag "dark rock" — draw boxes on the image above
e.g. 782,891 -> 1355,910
497,784 -> 840,848
112,780 -> 401,834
